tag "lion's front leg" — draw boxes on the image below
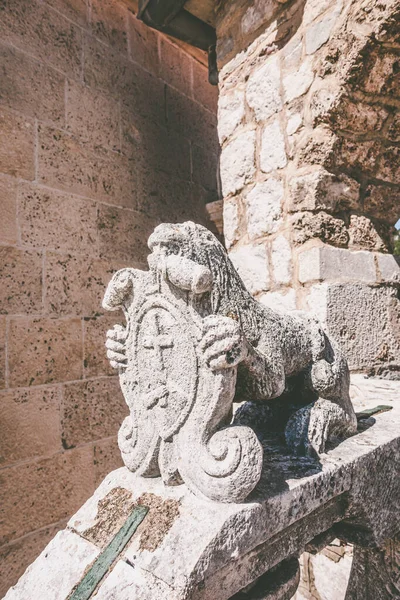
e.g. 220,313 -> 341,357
105,323 -> 128,370
200,315 -> 248,371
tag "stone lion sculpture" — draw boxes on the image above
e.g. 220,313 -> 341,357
105,221 -> 357,463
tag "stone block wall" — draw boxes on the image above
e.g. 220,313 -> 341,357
0,0 -> 218,594
217,0 -> 400,376
216,1 -> 399,598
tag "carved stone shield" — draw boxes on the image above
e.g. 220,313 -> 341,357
134,298 -> 198,441
103,264 -> 263,503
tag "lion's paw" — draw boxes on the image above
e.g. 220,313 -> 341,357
200,315 -> 247,371
105,324 -> 128,370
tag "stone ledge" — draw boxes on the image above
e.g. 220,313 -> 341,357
5,377 -> 400,600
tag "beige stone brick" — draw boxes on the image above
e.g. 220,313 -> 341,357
84,313 -> 123,378
308,83 -> 339,126
332,98 -> 389,134
0,386 -> 61,467
83,34 -> 129,93
0,109 -> 35,180
298,246 -> 376,284
127,13 -> 159,76
259,288 -> 297,312
0,44 -> 65,126
90,0 -> 128,52
138,170 -> 193,222
38,125 -> 139,208
192,59 -> 218,113
62,377 -> 127,448
305,2 -> 342,54
271,235 -> 292,285
348,215 -> 391,253
45,253 -> 121,317
229,244 -> 269,294
0,446 -> 94,545
334,138 -> 380,179
377,254 -> 400,283
288,168 -> 360,213
66,81 -> 120,153
93,436 -> 123,486
192,145 -> 218,192
363,184 -> 400,224
160,37 -> 191,96
361,48 -> 400,95
97,204 -> 153,264
46,0 -> 88,26
296,126 -> 338,168
283,57 -> 314,103
0,175 -> 17,245
245,179 -> 284,240
0,520 -> 66,598
240,0 -> 276,36
282,36 -> 302,72
246,55 -> 282,122
291,211 -> 349,247
387,112 -> 400,143
218,87 -> 245,144
220,129 -> 256,197
223,198 -> 240,249
302,0 -> 334,26
166,85 -> 218,154
0,247 -> 43,315
8,317 -> 83,387
376,145 -> 400,183
0,317 -> 6,389
260,119 -> 287,173
323,284 -> 400,370
121,113 -> 191,180
146,126 -> 191,181
124,66 -> 167,127
84,36 -> 165,125
18,184 -> 98,255
0,0 -> 82,80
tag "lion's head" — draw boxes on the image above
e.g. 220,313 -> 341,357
148,222 -> 263,343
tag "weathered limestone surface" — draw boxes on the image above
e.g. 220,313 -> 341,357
5,375 -> 400,599
102,222 -> 358,503
0,0 -> 219,594
216,0 -> 400,378
215,0 -> 400,596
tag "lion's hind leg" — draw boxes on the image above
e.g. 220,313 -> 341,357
285,398 -> 356,457
310,337 -> 357,428
285,336 -> 357,456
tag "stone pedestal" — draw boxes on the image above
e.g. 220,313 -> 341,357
6,377 -> 400,600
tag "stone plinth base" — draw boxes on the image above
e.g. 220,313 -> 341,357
5,377 -> 400,600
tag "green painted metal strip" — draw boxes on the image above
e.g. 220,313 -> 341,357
69,505 -> 149,600
356,405 -> 393,420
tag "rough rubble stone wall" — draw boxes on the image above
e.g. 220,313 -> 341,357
217,0 -> 400,376
0,0 -> 218,594
216,2 -> 399,598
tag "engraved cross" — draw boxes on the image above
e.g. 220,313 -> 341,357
142,312 -> 174,370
